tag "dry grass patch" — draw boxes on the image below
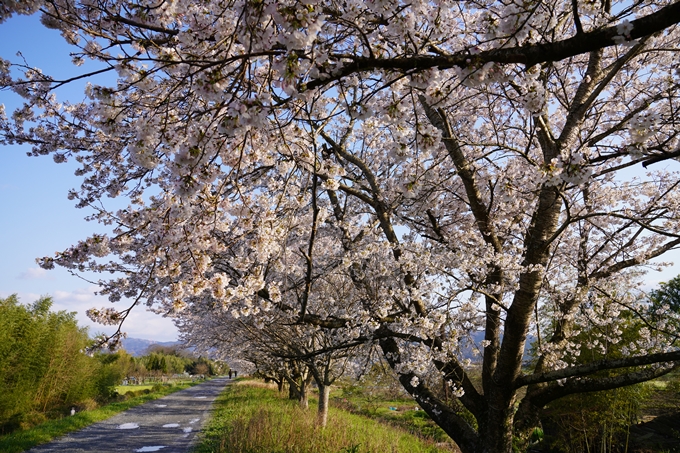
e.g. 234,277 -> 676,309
233,379 -> 278,390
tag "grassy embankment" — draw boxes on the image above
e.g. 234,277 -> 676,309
331,395 -> 457,446
194,380 -> 456,453
0,381 -> 199,453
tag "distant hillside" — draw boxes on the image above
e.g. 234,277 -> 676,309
119,333 -> 535,359
460,331 -> 536,362
120,338 -> 181,356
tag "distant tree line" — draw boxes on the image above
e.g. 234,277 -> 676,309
121,344 -> 226,381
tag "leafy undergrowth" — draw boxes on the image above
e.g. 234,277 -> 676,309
0,381 -> 200,453
193,380 -> 456,453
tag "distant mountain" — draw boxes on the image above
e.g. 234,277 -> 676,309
120,337 -> 181,356
119,333 -> 537,359
460,331 -> 537,362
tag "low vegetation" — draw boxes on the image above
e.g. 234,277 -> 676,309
194,380 -> 455,453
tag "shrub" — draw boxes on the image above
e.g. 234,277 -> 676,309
541,385 -> 646,453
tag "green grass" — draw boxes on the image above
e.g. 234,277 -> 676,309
194,380 -> 455,453
332,392 -> 455,443
116,377 -> 199,394
115,384 -> 155,394
0,381 -> 199,453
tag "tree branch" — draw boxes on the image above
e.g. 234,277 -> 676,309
531,363 -> 679,407
516,350 -> 680,388
304,3 -> 680,91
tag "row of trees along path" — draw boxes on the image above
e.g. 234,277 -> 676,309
4,1 -> 680,452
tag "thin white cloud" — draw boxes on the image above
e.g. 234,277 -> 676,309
17,267 -> 53,280
53,286 -> 100,302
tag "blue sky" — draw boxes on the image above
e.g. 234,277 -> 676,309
0,14 -> 179,341
2,12 -> 680,343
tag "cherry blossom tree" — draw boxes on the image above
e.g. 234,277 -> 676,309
182,303 -> 365,426
177,240 -> 371,426
4,1 -> 680,452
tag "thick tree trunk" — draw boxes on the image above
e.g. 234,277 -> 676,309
317,384 -> 330,427
476,393 -> 516,453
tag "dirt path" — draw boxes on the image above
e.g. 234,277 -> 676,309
27,377 -> 231,453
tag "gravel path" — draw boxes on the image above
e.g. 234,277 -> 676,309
27,377 -> 231,453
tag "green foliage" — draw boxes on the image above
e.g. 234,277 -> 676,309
649,275 -> 680,333
0,293 -> 222,439
536,303 -> 649,453
665,379 -> 680,394
542,385 -> 645,453
185,356 -> 219,375
91,351 -> 130,401
0,295 -> 121,434
127,348 -> 223,379
530,427 -> 544,443
145,353 -> 169,373
528,293 -> 661,453
649,275 -> 680,313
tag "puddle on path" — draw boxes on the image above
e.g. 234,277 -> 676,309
117,423 -> 139,429
136,447 -> 166,452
